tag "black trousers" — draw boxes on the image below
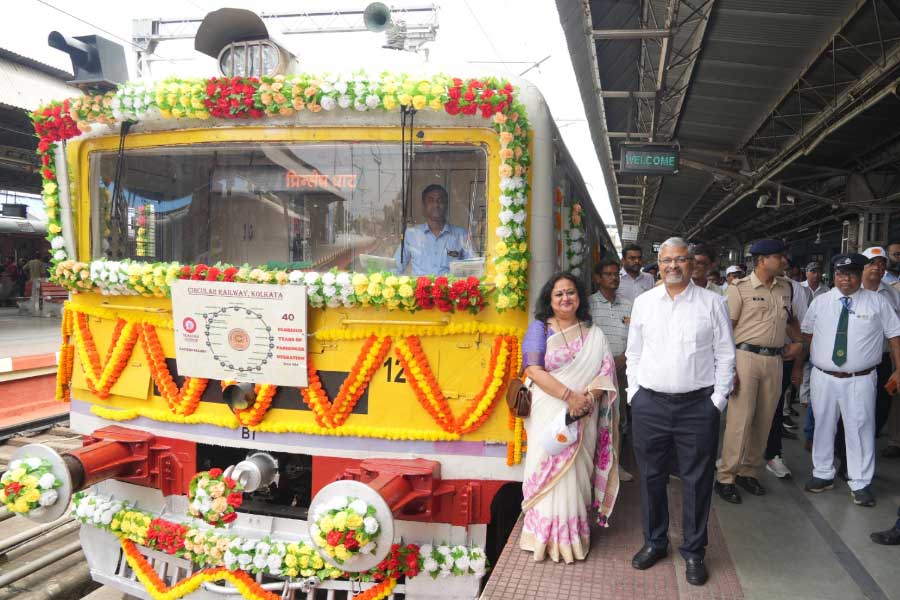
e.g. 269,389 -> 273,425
632,386 -> 720,560
765,360 -> 794,461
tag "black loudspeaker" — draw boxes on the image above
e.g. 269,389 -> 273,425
48,32 -> 128,91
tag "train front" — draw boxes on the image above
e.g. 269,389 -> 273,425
6,9 -> 533,600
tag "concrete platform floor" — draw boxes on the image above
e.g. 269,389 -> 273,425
483,407 -> 900,600
0,307 -> 61,357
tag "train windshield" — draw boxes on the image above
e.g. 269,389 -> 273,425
89,142 -> 488,276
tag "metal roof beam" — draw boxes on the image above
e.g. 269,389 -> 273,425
601,91 -> 657,99
608,131 -> 653,138
593,29 -> 669,40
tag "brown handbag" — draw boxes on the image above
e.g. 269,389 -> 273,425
506,377 -> 532,417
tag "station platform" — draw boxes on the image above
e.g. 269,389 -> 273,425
0,307 -> 62,358
483,414 -> 900,600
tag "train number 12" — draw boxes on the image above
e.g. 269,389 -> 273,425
383,357 -> 406,383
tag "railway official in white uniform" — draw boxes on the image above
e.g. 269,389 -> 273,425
802,253 -> 900,507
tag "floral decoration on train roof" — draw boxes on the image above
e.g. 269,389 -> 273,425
32,72 -> 532,311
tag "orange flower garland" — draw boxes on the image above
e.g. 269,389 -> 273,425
121,538 -> 279,600
235,384 -> 278,427
140,323 -> 209,415
300,335 -> 392,428
393,335 -> 515,435
55,307 -> 75,401
353,578 -> 398,600
73,313 -> 140,398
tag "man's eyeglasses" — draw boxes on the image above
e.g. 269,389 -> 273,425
659,256 -> 691,265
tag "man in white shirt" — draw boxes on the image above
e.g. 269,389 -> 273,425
802,253 -> 900,507
861,247 -> 900,447
589,257 -> 635,482
801,262 -> 830,299
626,237 -> 735,587
618,243 -> 655,302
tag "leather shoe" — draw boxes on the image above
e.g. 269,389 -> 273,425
870,526 -> 900,545
631,544 -> 667,570
714,481 -> 742,504
736,475 -> 766,496
781,426 -> 798,440
685,557 -> 708,586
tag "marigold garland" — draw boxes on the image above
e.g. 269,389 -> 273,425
121,538 -> 279,600
140,322 -> 209,415
73,313 -> 139,398
313,322 -> 523,341
353,578 -> 397,600
56,307 -> 75,401
89,404 -> 461,441
393,335 -> 515,435
300,336 -> 392,429
234,384 -> 278,427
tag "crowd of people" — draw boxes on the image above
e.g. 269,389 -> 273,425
0,252 -> 50,305
517,238 -> 900,586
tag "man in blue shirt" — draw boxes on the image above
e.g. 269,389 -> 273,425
393,184 -> 473,276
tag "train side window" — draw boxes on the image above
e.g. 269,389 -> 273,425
89,142 -> 487,278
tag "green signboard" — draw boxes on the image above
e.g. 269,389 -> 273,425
619,144 -> 679,175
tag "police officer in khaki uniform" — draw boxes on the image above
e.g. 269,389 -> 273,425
716,239 -> 804,503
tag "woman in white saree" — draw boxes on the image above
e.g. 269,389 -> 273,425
519,273 -> 620,563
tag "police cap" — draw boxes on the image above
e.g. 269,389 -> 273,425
749,239 -> 785,256
831,253 -> 867,271
805,261 -> 821,272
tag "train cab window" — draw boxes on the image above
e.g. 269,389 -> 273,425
89,142 -> 487,277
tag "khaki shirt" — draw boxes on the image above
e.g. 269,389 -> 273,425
726,272 -> 793,347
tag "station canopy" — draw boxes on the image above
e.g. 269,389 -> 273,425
557,0 -> 900,249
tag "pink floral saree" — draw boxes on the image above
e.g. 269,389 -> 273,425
519,322 -> 619,563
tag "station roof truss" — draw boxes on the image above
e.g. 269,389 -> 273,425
560,0 -> 900,248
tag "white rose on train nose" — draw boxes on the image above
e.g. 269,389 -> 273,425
51,236 -> 65,249
330,496 -> 349,510
349,499 -> 367,515
38,473 -> 56,489
338,95 -> 352,109
499,210 -> 514,224
223,551 -> 236,569
423,557 -> 438,572
39,490 -> 58,507
304,272 -> 320,286
266,554 -> 283,574
455,555 -> 469,571
25,457 -> 42,469
54,250 -> 67,261
253,553 -> 268,570
321,96 -> 337,111
289,271 -> 303,284
366,95 -> 381,109
419,544 -> 432,556
237,553 -> 252,567
570,229 -> 582,241
496,225 -> 511,239
512,211 -> 526,224
363,516 -> 379,535
321,272 -> 336,286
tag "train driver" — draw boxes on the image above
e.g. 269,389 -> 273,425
393,184 -> 474,276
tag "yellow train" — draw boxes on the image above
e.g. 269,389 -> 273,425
9,9 -> 616,600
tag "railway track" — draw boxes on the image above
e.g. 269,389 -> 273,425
0,420 -> 105,600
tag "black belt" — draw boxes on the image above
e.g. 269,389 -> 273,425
643,386 -> 713,401
816,366 -> 876,379
736,343 -> 782,357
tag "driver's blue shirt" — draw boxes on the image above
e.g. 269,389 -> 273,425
393,222 -> 473,275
